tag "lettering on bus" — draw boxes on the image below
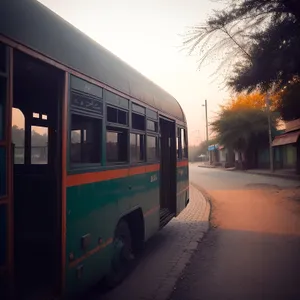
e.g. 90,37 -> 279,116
178,169 -> 184,176
150,174 -> 158,182
71,93 -> 103,115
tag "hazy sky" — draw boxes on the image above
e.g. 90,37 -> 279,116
38,0 -> 229,145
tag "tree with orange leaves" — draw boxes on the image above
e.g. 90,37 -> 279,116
222,92 -> 280,111
211,92 -> 278,169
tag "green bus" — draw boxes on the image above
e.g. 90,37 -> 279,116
0,0 -> 189,298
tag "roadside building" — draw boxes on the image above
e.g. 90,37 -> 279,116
219,146 -> 235,168
272,119 -> 300,173
208,144 -> 219,165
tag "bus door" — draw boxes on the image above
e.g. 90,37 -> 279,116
0,43 -> 13,297
11,49 -> 64,299
159,117 -> 176,227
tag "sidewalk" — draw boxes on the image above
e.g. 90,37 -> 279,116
197,162 -> 216,169
91,185 -> 210,300
237,168 -> 300,181
197,161 -> 300,181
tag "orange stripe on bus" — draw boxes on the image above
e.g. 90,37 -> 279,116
67,168 -> 128,187
128,165 -> 146,176
177,160 -> 188,167
146,164 -> 160,172
69,238 -> 113,268
67,164 -> 160,187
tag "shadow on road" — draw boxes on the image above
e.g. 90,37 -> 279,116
171,226 -> 300,300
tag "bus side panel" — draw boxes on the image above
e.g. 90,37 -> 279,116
176,162 -> 189,216
127,170 -> 160,241
65,175 -> 129,295
65,168 -> 160,295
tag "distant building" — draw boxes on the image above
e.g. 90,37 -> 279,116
208,144 -> 219,165
271,119 -> 300,172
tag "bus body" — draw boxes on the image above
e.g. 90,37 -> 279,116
0,0 -> 189,298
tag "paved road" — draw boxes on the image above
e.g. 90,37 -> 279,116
171,165 -> 300,300
90,185 -> 210,300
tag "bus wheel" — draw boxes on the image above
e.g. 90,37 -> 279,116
105,220 -> 135,288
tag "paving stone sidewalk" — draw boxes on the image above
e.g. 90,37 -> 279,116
94,184 -> 210,300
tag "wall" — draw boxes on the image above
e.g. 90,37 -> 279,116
219,148 -> 227,163
258,148 -> 270,169
283,144 -> 297,169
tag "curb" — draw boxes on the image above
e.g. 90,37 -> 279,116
167,184 -> 213,300
233,169 -> 300,181
197,164 -> 300,181
198,165 -> 216,169
190,182 -> 213,226
153,184 -> 211,300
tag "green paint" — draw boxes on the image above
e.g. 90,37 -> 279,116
64,164 -> 189,296
176,165 -> 189,216
0,204 -> 6,266
65,170 -> 160,295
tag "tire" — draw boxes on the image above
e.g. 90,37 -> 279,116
105,220 -> 135,288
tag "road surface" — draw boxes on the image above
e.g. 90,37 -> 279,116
171,165 -> 300,300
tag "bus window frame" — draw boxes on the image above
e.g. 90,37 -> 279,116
146,133 -> 159,162
67,92 -> 104,173
177,126 -> 188,161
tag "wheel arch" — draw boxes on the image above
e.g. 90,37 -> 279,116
119,207 -> 145,254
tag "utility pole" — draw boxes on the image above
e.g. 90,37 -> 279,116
202,100 -> 209,162
266,92 -> 274,172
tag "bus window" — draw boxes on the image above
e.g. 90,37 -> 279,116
12,108 -> 25,164
31,126 -> 48,164
147,120 -> 158,132
181,128 -> 188,158
106,127 -> 128,164
132,113 -> 145,131
107,106 -> 128,126
177,127 -> 181,160
132,103 -> 145,115
70,113 -> 102,165
130,133 -> 145,163
147,135 -> 158,161
146,108 -> 158,120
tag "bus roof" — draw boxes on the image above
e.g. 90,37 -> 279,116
1,0 -> 186,122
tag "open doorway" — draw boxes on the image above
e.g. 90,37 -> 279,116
159,117 -> 176,227
12,50 -> 64,298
